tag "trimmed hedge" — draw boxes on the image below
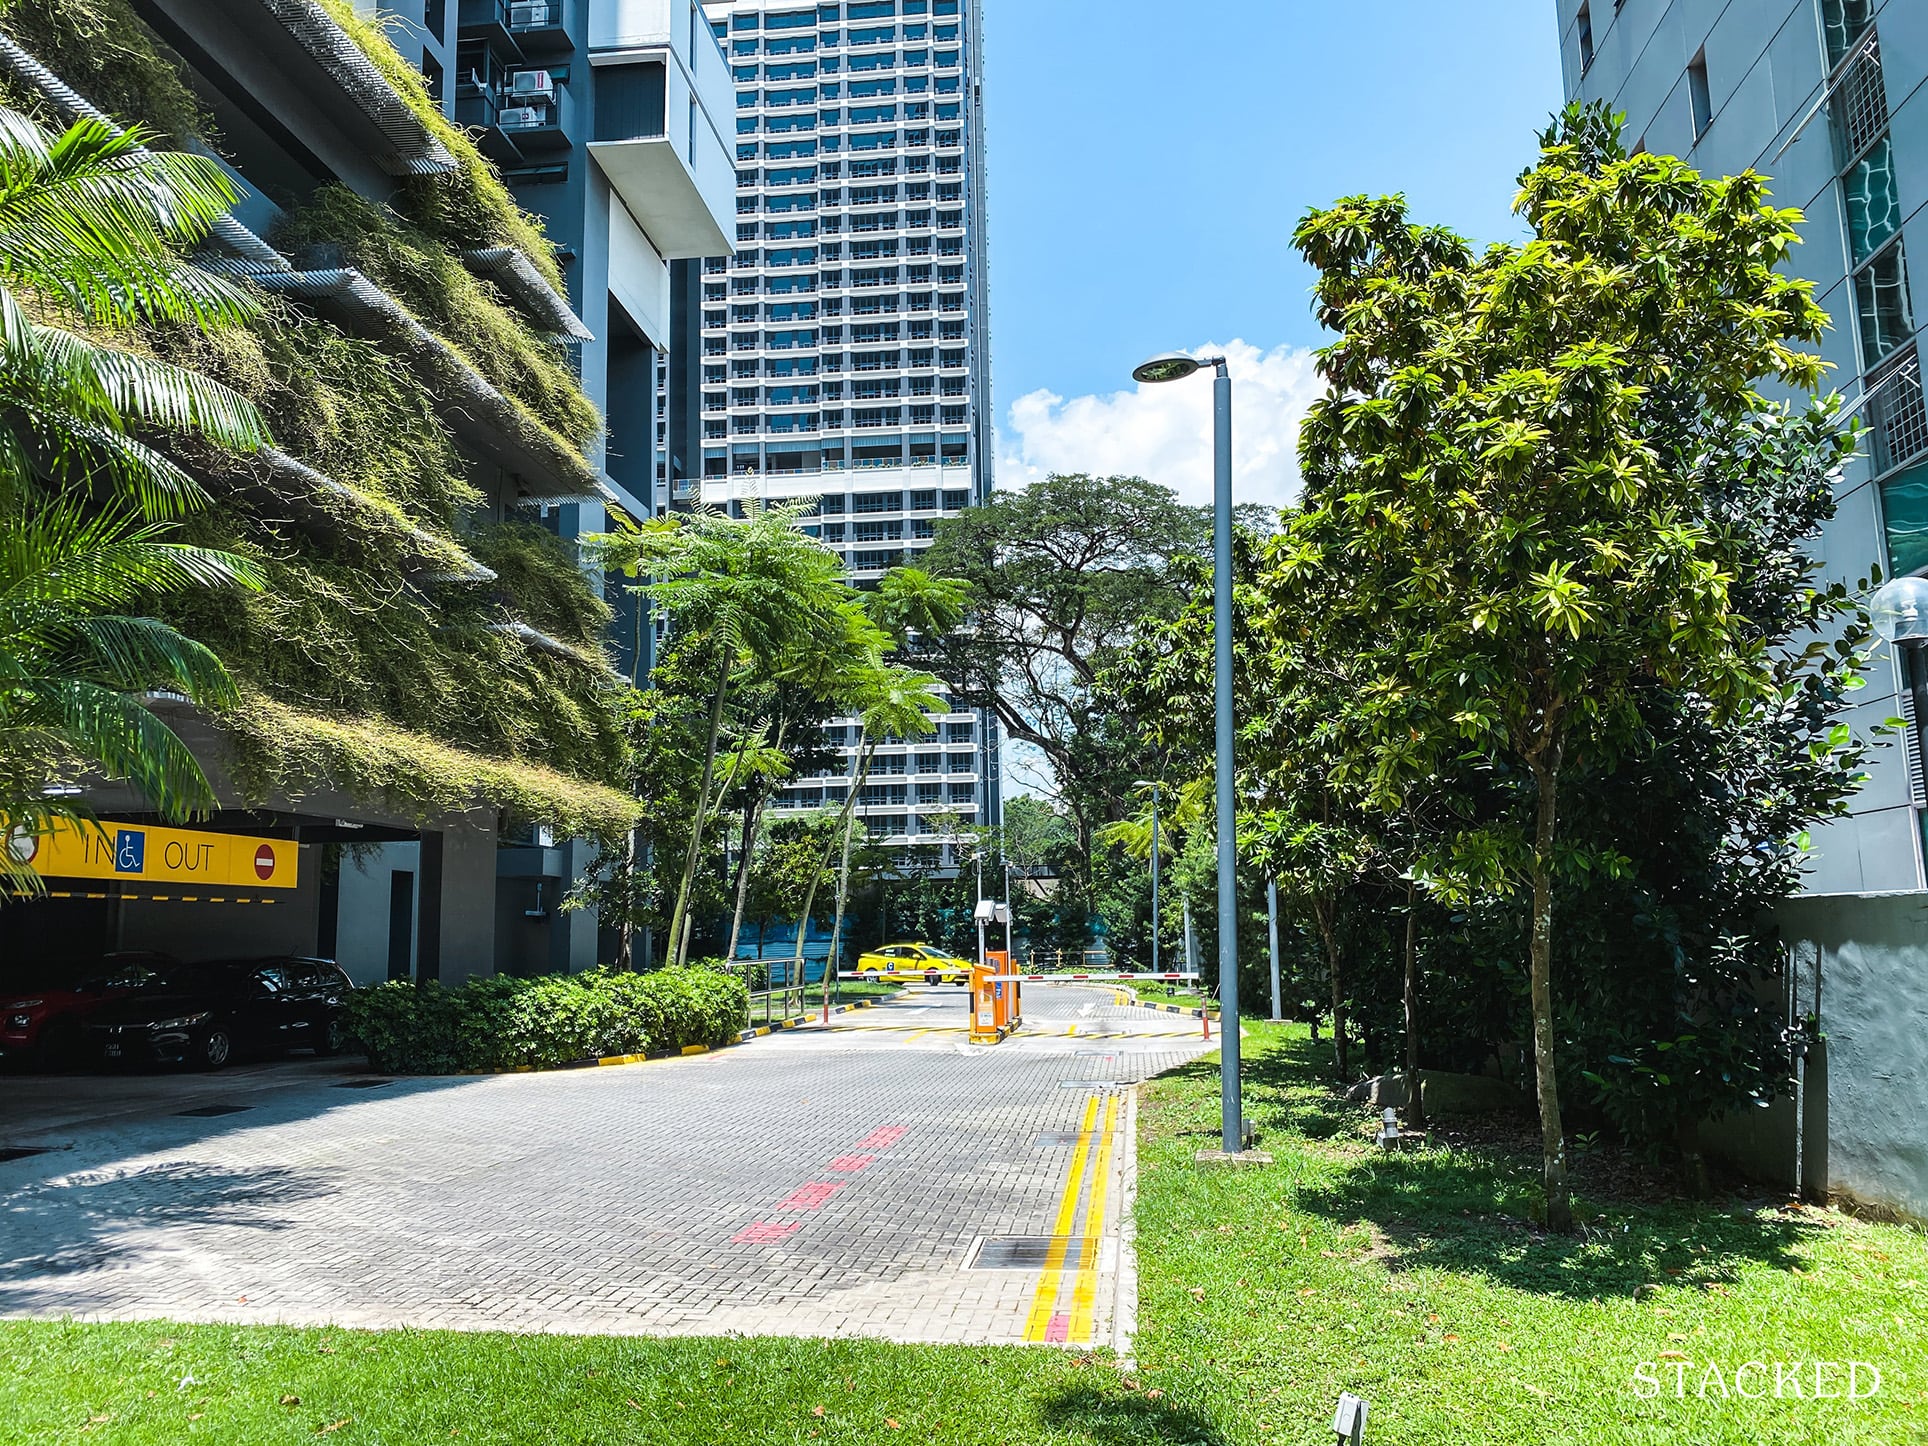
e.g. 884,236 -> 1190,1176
345,965 -> 748,1075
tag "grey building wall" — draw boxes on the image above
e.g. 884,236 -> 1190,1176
1752,891 -> 1928,1219
1560,0 -> 1928,895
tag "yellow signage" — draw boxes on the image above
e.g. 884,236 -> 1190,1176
7,821 -> 299,890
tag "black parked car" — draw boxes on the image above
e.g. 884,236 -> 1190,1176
85,957 -> 354,1070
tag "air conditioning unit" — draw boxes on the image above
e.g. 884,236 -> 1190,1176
508,69 -> 556,104
509,2 -> 553,28
499,105 -> 545,129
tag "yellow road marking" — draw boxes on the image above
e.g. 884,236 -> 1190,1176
1068,1094 -> 1120,1343
1022,1095 -> 1099,1342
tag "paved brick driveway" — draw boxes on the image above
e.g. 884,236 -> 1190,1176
0,985 -> 1216,1348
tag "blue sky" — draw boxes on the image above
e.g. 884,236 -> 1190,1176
983,0 -> 1566,510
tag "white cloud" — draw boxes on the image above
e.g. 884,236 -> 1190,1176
994,340 -> 1324,513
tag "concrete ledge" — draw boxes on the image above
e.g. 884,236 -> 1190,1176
1115,987 -> 1219,1022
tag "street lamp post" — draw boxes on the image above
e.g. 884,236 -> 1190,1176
1133,350 -> 1242,1155
1135,779 -> 1162,978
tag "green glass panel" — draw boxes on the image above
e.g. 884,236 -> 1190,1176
1882,463 -> 1928,577
1823,0 -> 1874,71
1856,242 -> 1916,369
1845,137 -> 1903,266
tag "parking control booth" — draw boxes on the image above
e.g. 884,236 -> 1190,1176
970,948 -> 1020,1044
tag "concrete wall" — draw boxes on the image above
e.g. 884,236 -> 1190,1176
1754,891 -> 1928,1219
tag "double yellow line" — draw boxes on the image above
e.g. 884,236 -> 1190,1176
1022,1091 -> 1119,1345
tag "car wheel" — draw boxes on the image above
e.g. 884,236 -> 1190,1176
926,971 -> 940,985
316,1017 -> 345,1057
862,970 -> 880,983
198,1027 -> 233,1071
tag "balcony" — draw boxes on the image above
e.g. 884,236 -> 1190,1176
588,0 -> 737,259
507,0 -> 572,52
457,0 -> 525,62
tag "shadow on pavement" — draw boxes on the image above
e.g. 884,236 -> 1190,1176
0,1159 -> 333,1311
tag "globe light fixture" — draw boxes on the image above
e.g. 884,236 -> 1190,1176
1869,575 -> 1928,644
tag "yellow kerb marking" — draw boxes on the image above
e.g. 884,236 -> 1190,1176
1022,1094 -> 1100,1342
1068,1093 -> 1120,1343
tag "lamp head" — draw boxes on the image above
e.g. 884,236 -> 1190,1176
1133,352 -> 1202,385
1870,575 -> 1928,644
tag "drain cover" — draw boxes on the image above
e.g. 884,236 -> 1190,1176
1034,1130 -> 1084,1147
0,1146 -> 50,1162
333,1079 -> 394,1090
175,1104 -> 252,1118
971,1236 -> 1097,1270
1058,1080 -> 1119,1090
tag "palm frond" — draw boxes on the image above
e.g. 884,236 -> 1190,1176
26,676 -> 218,820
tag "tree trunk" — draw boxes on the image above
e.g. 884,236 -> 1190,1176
1313,893 -> 1348,1079
725,798 -> 759,963
1403,878 -> 1425,1132
666,654 -> 733,968
823,737 -> 880,1013
1529,748 -> 1573,1234
814,732 -> 877,1018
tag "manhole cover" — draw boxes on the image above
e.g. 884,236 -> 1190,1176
175,1104 -> 252,1118
333,1079 -> 394,1090
970,1237 -> 1097,1270
0,1146 -> 50,1162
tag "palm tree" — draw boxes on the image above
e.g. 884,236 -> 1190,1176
594,502 -> 861,966
814,660 -> 948,1017
0,109 -> 267,881
1,503 -> 262,887
0,111 -> 267,518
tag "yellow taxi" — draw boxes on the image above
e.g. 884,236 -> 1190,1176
853,942 -> 974,985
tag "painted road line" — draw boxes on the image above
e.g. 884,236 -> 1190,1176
1069,1093 -> 1121,1343
1022,1095 -> 1100,1343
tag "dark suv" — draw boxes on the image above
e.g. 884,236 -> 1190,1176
85,957 -> 355,1070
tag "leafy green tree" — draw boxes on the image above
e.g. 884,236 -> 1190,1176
593,503 -> 857,967
0,109 -> 265,870
1285,105 -> 1847,1230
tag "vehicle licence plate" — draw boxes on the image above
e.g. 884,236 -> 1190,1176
104,1044 -> 120,1058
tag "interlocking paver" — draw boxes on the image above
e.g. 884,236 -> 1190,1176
0,985 -> 1214,1346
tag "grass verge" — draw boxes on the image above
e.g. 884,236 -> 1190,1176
3,1023 -> 1923,1444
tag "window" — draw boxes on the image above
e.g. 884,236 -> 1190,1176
1872,347 -> 1928,476
909,489 -> 937,509
1688,49 -> 1712,138
855,490 -> 902,512
1856,241 -> 1915,368
1576,3 -> 1594,70
1822,0 -> 1874,73
941,488 -> 968,509
945,752 -> 973,773
1882,455 -> 1928,574
1845,137 -> 1903,266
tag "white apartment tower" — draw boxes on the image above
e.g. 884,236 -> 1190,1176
697,0 -> 1000,854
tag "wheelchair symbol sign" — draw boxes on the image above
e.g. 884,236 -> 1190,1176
114,829 -> 145,874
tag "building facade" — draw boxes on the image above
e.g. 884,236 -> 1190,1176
1560,0 -> 1928,895
0,0 -> 731,982
699,0 -> 1001,860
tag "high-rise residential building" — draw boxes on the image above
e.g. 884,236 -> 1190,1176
1560,0 -> 1928,895
699,0 -> 1001,858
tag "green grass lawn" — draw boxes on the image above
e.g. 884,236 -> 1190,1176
5,1023 -> 1925,1443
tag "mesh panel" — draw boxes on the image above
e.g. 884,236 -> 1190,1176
1833,37 -> 1889,163
1873,348 -> 1928,476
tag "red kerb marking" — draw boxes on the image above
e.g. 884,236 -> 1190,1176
855,1125 -> 908,1150
774,1181 -> 846,1211
827,1154 -> 875,1172
1045,1313 -> 1071,1343
733,1221 -> 802,1244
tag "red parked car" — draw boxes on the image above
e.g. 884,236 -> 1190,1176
0,952 -> 175,1069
